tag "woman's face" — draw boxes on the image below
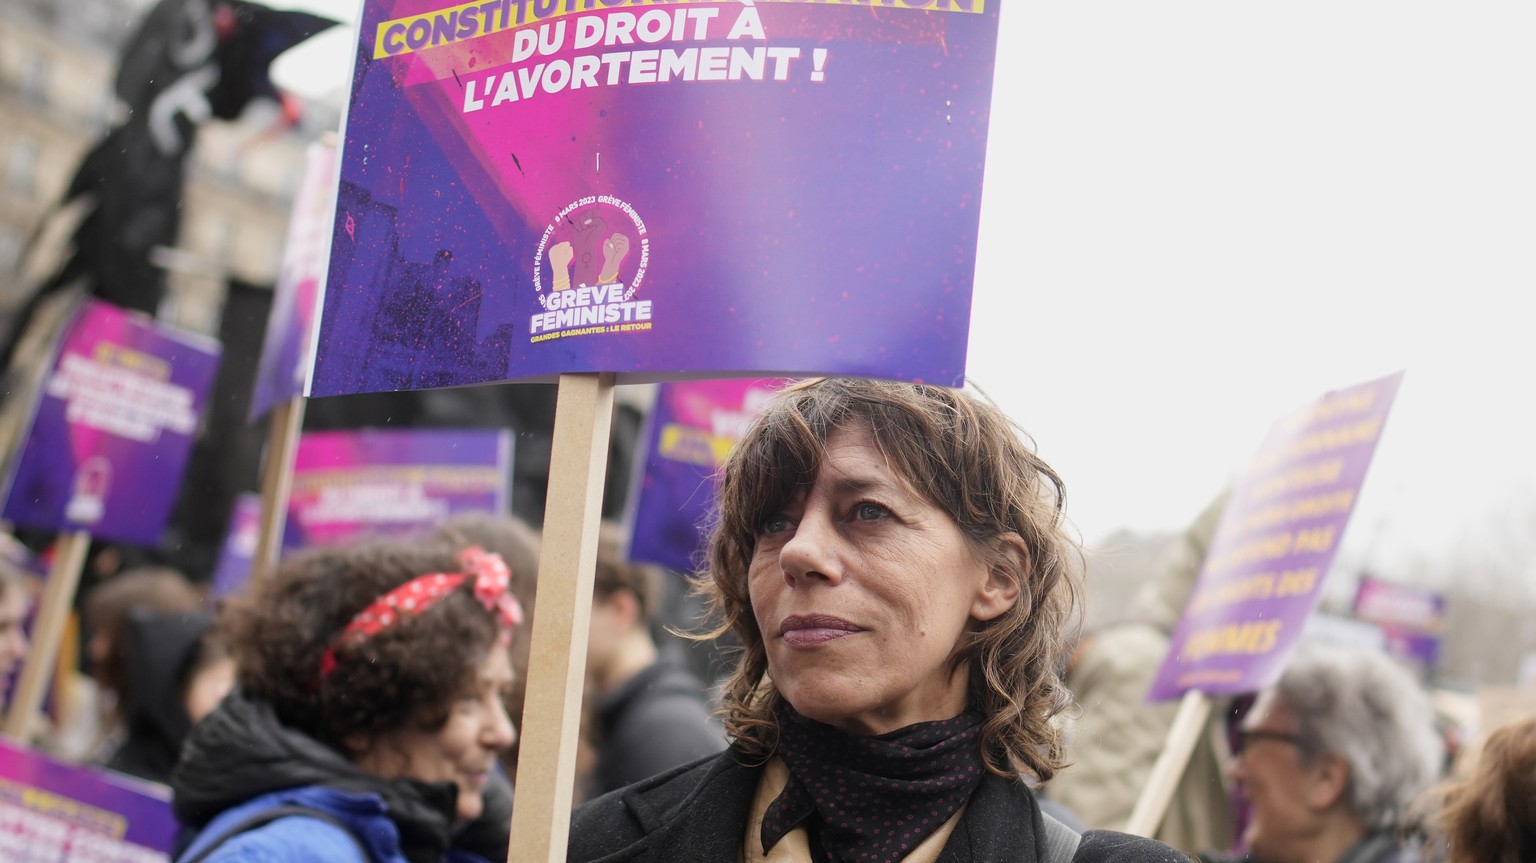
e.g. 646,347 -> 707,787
748,424 -> 1017,736
355,646 -> 517,822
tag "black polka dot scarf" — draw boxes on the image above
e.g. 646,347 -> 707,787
761,705 -> 986,863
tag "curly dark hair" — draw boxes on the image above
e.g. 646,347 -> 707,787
223,538 -> 504,754
698,377 -> 1082,782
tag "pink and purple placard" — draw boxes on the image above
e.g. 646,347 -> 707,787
0,737 -> 177,860
627,378 -> 783,572
210,492 -> 263,599
309,0 -> 1000,396
250,140 -> 339,422
1147,371 -> 1405,701
1353,575 -> 1445,671
1,299 -> 220,546
284,427 -> 512,549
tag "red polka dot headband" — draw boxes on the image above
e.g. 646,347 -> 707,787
318,546 -> 525,679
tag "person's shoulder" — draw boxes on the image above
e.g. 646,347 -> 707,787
574,749 -> 732,825
570,750 -> 756,862
192,814 -> 372,862
178,788 -> 390,863
1076,829 -> 1194,862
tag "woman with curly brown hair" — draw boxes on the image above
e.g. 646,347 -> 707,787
568,378 -> 1185,863
170,538 -> 524,863
1427,714 -> 1536,863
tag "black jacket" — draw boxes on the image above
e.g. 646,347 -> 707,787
589,659 -> 726,797
568,748 -> 1191,862
104,608 -> 213,784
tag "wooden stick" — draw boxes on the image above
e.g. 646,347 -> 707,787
2,529 -> 91,740
509,372 -> 616,863
1125,689 -> 1214,837
250,395 -> 306,584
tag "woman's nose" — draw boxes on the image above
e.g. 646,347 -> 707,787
485,701 -> 517,751
778,509 -> 842,586
1226,752 -> 1247,784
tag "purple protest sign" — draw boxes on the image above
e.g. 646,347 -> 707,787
210,492 -> 263,599
1,299 -> 220,547
285,427 -> 512,549
1353,575 -> 1445,671
250,140 -> 340,422
1147,372 -> 1405,701
309,0 -> 999,396
0,737 -> 177,859
628,379 -> 783,572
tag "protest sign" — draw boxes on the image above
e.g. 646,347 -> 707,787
210,492 -> 263,600
250,139 -> 339,423
1,299 -> 220,547
1147,371 -> 1404,700
285,427 -> 512,548
1127,371 -> 1404,838
628,378 -> 781,573
1353,575 -> 1445,673
309,0 -> 1001,396
0,737 -> 176,862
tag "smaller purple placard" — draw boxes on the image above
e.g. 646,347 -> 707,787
210,492 -> 263,600
0,737 -> 177,858
1354,575 -> 1445,670
627,379 -> 784,574
250,140 -> 338,422
285,428 -> 512,549
1,299 -> 220,546
1148,371 -> 1404,701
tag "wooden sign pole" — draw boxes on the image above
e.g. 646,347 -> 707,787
2,529 -> 91,740
508,372 -> 616,863
250,395 -> 306,584
1125,689 -> 1213,837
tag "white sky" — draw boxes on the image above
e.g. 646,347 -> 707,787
270,2 -> 1536,591
968,2 -> 1536,584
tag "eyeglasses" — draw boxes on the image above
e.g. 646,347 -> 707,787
1234,728 -> 1305,755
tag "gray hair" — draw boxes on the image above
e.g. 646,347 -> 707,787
1275,643 -> 1443,830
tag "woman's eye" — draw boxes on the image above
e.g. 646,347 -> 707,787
852,501 -> 890,521
758,514 -> 793,535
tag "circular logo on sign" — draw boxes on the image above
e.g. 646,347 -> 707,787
533,195 -> 649,307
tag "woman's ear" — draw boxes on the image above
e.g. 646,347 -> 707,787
971,534 -> 1027,622
1305,752 -> 1352,812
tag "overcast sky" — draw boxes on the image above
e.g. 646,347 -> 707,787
268,1 -> 1536,595
966,3 -> 1536,597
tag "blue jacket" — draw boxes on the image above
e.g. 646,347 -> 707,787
177,786 -> 406,863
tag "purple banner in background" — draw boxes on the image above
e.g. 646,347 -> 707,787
210,492 -> 263,600
285,428 -> 512,549
1148,371 -> 1405,701
628,379 -> 783,573
310,0 -> 999,395
250,140 -> 339,422
0,737 -> 176,859
1353,575 -> 1445,670
1,300 -> 220,546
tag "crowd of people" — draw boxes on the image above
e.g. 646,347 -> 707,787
0,377 -> 1530,863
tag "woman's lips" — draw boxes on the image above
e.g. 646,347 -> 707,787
779,615 -> 863,647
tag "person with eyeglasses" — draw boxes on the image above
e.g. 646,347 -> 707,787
1198,643 -> 1444,863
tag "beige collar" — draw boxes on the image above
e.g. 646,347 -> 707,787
741,757 -> 965,863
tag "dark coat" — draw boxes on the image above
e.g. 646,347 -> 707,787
568,748 -> 1191,863
104,608 -> 213,784
589,659 -> 726,797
